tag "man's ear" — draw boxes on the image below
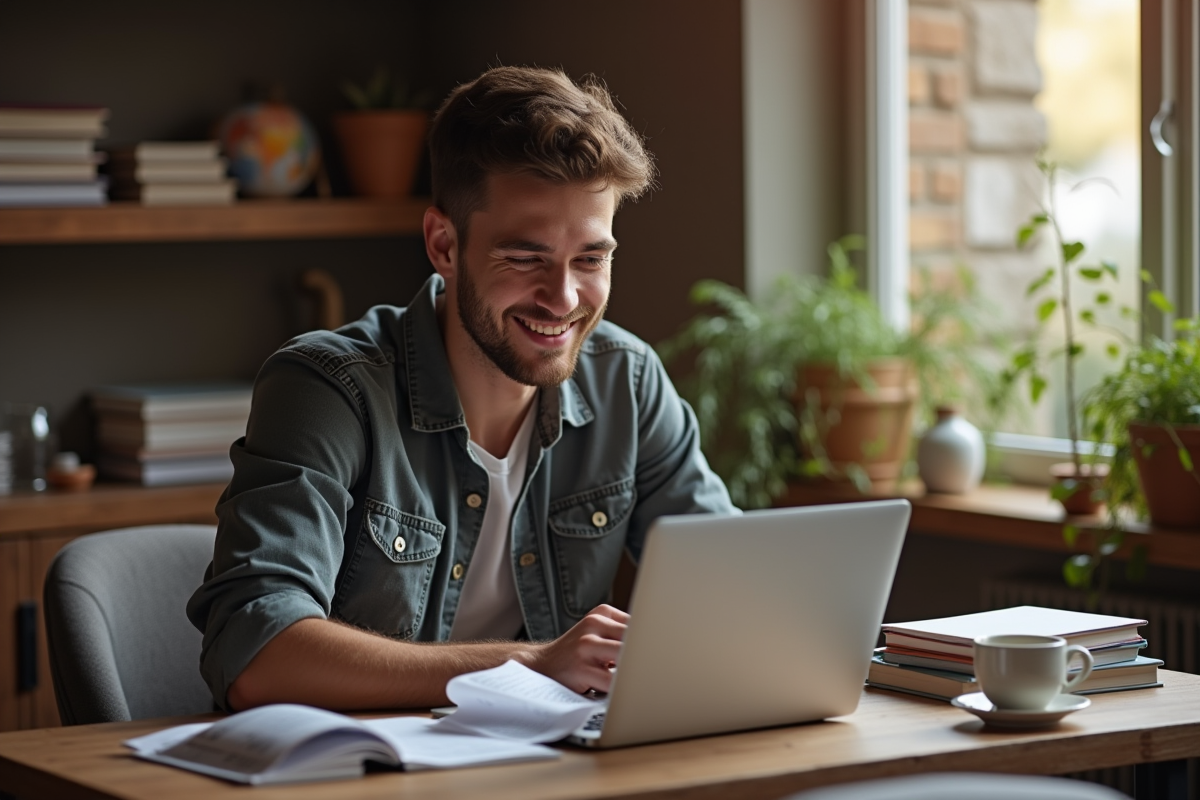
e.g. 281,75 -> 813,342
423,207 -> 459,280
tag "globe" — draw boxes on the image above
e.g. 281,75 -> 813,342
217,102 -> 320,197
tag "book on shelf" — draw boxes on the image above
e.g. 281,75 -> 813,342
0,105 -> 109,138
91,383 -> 253,421
97,415 -> 248,452
107,159 -> 229,184
97,452 -> 233,487
0,138 -> 99,161
0,180 -> 107,207
0,161 -> 99,182
107,140 -> 221,162
882,606 -> 1147,658
881,638 -> 1149,675
866,652 -> 1164,702
108,179 -> 236,206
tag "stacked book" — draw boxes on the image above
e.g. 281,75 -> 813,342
0,105 -> 109,207
92,383 -> 253,486
868,605 -> 1162,701
106,141 -> 235,206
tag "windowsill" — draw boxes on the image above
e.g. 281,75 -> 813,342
779,481 -> 1200,572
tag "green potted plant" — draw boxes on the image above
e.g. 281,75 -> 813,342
999,158 -> 1149,514
334,66 -> 433,198
1059,326 -> 1199,605
658,235 -> 999,509
1081,328 -> 1200,529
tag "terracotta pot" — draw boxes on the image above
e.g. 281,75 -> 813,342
794,358 -> 917,489
333,110 -> 428,198
1048,462 -> 1108,516
1129,422 -> 1200,528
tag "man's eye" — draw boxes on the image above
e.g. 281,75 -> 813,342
507,257 -> 540,267
578,256 -> 611,268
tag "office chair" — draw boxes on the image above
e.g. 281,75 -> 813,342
43,524 -> 217,725
785,773 -> 1130,799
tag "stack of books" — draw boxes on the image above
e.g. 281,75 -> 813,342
0,105 -> 109,207
91,383 -> 253,486
868,605 -> 1163,701
106,141 -> 235,206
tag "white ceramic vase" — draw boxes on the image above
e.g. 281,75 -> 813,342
917,406 -> 985,494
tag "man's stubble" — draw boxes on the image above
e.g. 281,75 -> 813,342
455,256 -> 606,389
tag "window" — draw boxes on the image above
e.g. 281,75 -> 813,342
900,0 -> 1197,479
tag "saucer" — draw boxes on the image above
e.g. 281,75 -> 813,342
950,692 -> 1090,729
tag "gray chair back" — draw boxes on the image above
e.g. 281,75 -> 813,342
786,773 -> 1130,800
43,524 -> 216,725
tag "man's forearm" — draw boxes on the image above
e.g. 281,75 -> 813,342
226,617 -> 538,711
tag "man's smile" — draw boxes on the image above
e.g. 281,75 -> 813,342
514,315 -> 579,342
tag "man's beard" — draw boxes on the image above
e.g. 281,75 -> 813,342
456,258 -> 604,388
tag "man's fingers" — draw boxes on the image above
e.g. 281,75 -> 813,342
578,634 -> 622,664
578,614 -> 627,642
588,604 -> 631,624
583,663 -> 616,693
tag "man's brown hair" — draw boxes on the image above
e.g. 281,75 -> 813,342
428,66 -> 656,240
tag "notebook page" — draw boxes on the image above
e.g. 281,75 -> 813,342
435,660 -> 605,742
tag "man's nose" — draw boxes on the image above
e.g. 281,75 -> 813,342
536,260 -> 579,317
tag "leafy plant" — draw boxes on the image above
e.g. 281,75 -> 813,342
1066,327 -> 1200,601
1003,159 -> 1200,604
658,235 -> 1001,509
342,65 -> 433,110
999,158 -> 1145,495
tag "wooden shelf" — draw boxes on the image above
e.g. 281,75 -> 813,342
0,197 -> 429,244
0,482 -> 223,540
6,479 -> 1197,569
781,481 -> 1200,573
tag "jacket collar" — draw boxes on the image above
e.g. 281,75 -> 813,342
403,273 -> 594,446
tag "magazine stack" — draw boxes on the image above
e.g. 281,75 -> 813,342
92,383 -> 252,486
0,105 -> 109,207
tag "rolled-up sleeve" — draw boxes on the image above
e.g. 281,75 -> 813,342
626,347 -> 739,561
186,354 -> 366,709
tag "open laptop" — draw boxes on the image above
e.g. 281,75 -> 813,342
569,499 -> 910,748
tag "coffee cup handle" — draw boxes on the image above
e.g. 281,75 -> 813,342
1062,645 -> 1095,692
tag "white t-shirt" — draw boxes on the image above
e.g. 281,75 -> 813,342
449,405 -> 537,641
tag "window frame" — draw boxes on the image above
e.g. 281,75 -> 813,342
873,0 -> 1199,484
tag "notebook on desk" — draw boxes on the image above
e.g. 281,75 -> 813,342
568,499 -> 911,748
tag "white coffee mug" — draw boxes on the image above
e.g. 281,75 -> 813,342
973,634 -> 1094,710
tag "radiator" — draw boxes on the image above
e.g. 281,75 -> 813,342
981,578 -> 1200,674
981,578 -> 1200,798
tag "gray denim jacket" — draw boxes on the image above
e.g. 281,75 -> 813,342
187,273 -> 735,709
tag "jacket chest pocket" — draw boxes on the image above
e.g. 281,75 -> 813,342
548,478 -> 636,619
336,498 -> 444,639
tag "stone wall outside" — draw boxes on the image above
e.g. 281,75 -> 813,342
909,0 -> 1046,333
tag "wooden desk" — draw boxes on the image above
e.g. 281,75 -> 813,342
2,672 -> 1199,800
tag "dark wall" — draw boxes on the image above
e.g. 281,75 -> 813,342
0,0 -> 745,458
419,0 -> 746,346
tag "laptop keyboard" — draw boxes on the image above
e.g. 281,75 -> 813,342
583,712 -> 606,732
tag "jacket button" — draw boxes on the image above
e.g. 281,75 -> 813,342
392,535 -> 406,553
519,553 -> 537,567
591,511 -> 608,528
466,493 -> 483,509
452,563 -> 465,580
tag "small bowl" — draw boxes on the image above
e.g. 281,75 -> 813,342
46,463 -> 96,491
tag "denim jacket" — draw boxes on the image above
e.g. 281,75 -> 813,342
186,273 -> 735,709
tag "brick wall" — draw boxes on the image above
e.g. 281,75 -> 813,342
909,0 -> 1045,319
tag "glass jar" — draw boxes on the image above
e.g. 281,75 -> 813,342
2,403 -> 55,492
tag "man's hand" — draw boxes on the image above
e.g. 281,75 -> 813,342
516,605 -> 629,694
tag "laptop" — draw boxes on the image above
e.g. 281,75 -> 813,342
569,499 -> 910,748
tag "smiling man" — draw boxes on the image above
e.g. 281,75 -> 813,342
187,66 -> 735,712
